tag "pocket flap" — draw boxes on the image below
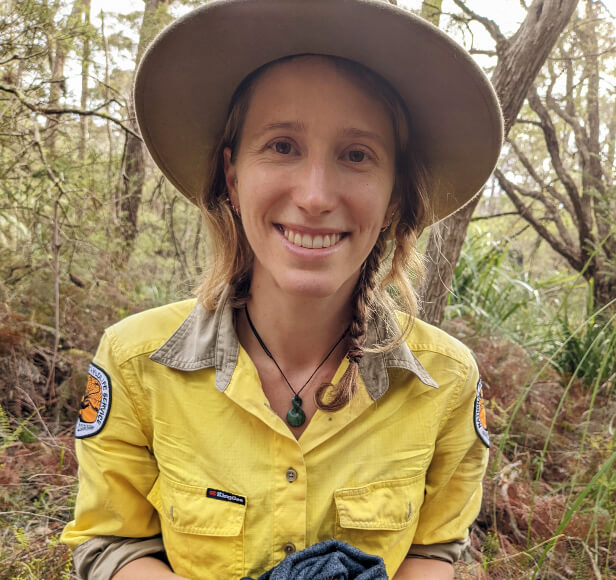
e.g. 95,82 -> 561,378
334,475 -> 424,531
149,476 -> 246,536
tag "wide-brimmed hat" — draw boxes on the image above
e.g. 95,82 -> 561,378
135,0 -> 503,225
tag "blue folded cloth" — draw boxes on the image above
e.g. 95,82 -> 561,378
240,539 -> 388,580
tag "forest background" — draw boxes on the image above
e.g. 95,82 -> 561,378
0,0 -> 615,578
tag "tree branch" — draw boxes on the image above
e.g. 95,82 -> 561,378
500,170 -> 576,249
527,86 -> 592,253
450,0 -> 506,44
0,50 -> 48,66
546,93 -> 590,166
0,82 -> 142,140
469,49 -> 498,56
515,118 -> 544,127
492,0 -> 580,134
31,121 -> 64,405
494,168 -> 583,270
548,44 -> 616,60
470,211 -> 521,221
506,138 -> 576,219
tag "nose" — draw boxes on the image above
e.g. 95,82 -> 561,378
292,155 -> 338,216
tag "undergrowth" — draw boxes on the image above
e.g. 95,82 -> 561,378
445,229 -> 616,578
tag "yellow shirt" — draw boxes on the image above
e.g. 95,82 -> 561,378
62,293 -> 489,579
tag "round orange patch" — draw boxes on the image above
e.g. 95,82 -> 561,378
75,363 -> 111,439
79,374 -> 102,423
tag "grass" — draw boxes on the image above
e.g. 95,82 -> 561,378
445,229 -> 616,578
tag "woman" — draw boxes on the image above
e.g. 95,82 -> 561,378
62,1 -> 502,579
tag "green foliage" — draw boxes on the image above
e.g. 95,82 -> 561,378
0,405 -> 37,450
481,530 -> 499,569
447,227 -> 616,394
446,227 -> 543,337
544,304 -> 616,390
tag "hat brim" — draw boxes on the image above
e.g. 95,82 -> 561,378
135,0 -> 503,225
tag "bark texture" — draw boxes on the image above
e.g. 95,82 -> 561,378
119,0 -> 170,249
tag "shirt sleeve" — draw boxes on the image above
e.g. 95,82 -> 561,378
408,356 -> 489,558
61,330 -> 163,577
73,536 -> 166,579
406,539 -> 468,563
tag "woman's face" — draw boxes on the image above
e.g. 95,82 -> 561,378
224,56 -> 397,302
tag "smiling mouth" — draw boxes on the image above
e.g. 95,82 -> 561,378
278,226 -> 346,249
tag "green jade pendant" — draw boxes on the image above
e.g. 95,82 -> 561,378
286,395 -> 306,427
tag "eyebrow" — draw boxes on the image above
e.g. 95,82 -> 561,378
340,127 -> 388,147
256,121 -> 306,138
256,122 -> 388,147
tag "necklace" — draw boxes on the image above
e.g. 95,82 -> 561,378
244,306 -> 347,427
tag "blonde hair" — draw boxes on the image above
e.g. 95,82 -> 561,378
196,55 -> 431,410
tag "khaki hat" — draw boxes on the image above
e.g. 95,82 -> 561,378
135,0 -> 503,224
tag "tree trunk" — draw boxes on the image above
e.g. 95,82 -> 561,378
45,0 -> 83,153
594,277 -> 616,314
79,0 -> 91,163
421,0 -> 580,326
118,0 -> 170,251
421,0 -> 442,24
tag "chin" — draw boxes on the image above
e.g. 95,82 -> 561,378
283,282 -> 338,300
277,274 -> 356,302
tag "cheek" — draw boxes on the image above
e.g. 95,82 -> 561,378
237,166 -> 284,203
355,180 -> 395,223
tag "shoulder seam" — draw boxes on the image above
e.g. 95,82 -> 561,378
437,355 -> 479,434
103,328 -> 151,441
407,342 -> 475,368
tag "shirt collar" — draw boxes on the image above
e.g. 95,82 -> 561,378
150,289 -> 438,399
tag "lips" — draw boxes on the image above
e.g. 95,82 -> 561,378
280,226 -> 344,249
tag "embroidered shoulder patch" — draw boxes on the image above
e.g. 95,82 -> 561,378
75,363 -> 112,439
473,377 -> 490,448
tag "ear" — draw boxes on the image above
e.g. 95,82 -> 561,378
223,147 -> 239,207
383,199 -> 398,229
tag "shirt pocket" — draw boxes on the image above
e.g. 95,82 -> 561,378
333,474 -> 424,567
147,475 -> 246,579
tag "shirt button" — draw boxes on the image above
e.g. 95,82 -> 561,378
286,467 -> 298,483
283,542 -> 296,555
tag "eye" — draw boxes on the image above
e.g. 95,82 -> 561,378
343,147 -> 375,164
271,140 -> 293,155
347,150 -> 366,163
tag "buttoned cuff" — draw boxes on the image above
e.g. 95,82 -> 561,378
406,538 -> 469,564
73,535 -> 166,579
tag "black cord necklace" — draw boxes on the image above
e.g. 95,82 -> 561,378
244,306 -> 348,427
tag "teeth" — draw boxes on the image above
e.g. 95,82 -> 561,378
282,228 -> 341,249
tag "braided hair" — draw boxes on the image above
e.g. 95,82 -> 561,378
314,235 -> 386,411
